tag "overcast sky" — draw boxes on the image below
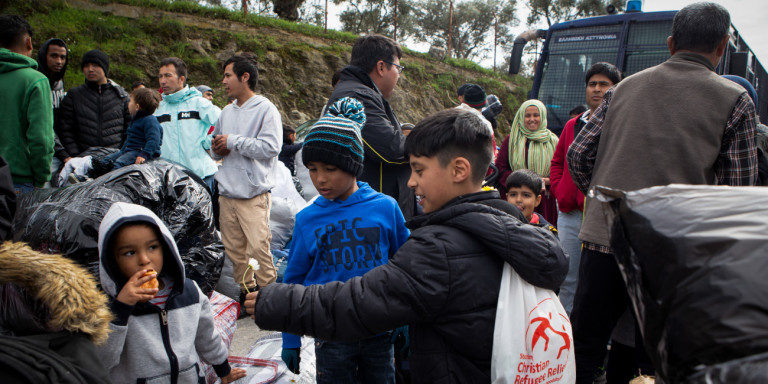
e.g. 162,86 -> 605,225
323,0 -> 768,69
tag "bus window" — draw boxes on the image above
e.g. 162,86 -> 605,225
624,20 -> 672,76
537,24 -> 623,129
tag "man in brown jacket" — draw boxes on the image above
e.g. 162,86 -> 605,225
566,2 -> 758,383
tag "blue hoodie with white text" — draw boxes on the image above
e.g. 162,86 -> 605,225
282,182 -> 409,348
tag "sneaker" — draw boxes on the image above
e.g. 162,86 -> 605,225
67,173 -> 80,185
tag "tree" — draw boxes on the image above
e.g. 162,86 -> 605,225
526,0 -> 623,27
273,0 -> 305,20
415,0 -> 517,61
333,0 -> 421,40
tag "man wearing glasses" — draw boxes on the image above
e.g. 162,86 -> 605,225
326,34 -> 416,219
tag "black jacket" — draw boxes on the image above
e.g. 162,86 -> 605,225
327,65 -> 416,219
57,80 -> 129,158
0,156 -> 15,241
255,191 -> 568,383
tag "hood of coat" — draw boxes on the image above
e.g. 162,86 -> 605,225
0,48 -> 37,74
0,242 -> 113,345
97,202 -> 185,298
408,190 -> 568,290
161,85 -> 202,105
36,38 -> 68,85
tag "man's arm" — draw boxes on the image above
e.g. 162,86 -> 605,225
354,90 -> 408,164
715,93 -> 758,186
226,106 -> 282,160
550,118 -> 575,197
567,88 -> 613,195
199,101 -> 221,151
254,233 -> 450,341
26,79 -> 55,187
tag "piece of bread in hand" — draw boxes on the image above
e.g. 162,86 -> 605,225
141,269 -> 159,289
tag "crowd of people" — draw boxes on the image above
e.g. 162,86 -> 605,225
0,1 -> 766,383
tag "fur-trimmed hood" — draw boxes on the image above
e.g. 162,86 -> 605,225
97,202 -> 185,298
0,241 -> 112,345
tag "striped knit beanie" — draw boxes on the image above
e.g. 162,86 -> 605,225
302,97 -> 366,176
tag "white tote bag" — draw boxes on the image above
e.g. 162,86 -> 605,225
491,263 -> 576,383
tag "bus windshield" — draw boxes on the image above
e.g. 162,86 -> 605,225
536,18 -> 673,131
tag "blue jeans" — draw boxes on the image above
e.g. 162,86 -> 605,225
203,175 -> 216,195
13,183 -> 34,195
104,149 -> 141,170
557,209 -> 583,314
315,333 -> 395,384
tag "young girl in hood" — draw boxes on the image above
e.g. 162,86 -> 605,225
96,202 -> 245,384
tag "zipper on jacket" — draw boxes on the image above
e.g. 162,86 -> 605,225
98,86 -> 103,146
158,309 -> 180,383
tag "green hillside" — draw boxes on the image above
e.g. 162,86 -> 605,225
3,0 -> 531,136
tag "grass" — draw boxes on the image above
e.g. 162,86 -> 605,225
2,0 -> 531,135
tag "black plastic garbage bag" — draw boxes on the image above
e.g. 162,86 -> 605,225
595,184 -> 768,383
12,159 -> 224,295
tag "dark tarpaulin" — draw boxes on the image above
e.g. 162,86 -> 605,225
12,158 -> 224,295
595,184 -> 768,383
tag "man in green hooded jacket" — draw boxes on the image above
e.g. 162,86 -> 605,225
0,15 -> 54,192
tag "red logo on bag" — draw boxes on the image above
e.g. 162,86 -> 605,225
530,315 -> 571,359
515,298 -> 572,383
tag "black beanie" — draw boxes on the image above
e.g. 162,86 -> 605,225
463,84 -> 487,108
302,97 -> 366,177
81,49 -> 109,76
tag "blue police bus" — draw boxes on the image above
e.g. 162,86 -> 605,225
509,4 -> 767,135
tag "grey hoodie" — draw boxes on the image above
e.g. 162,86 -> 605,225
97,202 -> 230,384
211,94 -> 282,199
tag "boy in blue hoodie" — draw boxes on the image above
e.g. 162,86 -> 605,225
96,202 -> 245,384
103,87 -> 162,170
280,97 -> 410,383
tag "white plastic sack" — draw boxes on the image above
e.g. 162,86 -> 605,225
294,149 -> 318,200
270,162 -> 310,250
491,263 -> 575,384
231,332 -> 316,384
57,156 -> 92,186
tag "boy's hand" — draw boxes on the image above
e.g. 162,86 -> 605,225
221,367 -> 247,383
243,291 -> 259,318
115,269 -> 159,306
212,134 -> 231,156
135,156 -> 146,165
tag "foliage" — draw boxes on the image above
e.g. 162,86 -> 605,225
333,0 -> 420,41
526,0 -> 624,27
415,0 -> 518,61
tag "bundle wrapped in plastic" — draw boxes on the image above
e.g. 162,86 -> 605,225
270,162 -> 310,250
595,184 -> 768,383
13,159 -> 224,295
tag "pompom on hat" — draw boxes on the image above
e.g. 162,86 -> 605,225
302,97 -> 366,176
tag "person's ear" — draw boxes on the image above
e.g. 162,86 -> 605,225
667,36 -> 676,56
179,75 -> 186,86
23,35 -> 32,57
451,157 -> 471,183
240,72 -> 250,84
714,35 -> 729,59
534,194 -> 542,208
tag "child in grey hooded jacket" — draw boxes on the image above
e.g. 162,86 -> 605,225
96,202 -> 246,384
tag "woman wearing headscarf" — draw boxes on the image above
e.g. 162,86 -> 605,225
494,99 -> 559,226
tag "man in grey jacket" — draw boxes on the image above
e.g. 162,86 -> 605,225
211,54 -> 282,304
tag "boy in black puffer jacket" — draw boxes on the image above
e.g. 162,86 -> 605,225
244,108 -> 567,383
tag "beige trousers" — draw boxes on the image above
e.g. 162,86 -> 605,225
218,193 -> 275,291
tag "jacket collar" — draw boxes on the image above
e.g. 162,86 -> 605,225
339,65 -> 383,96
407,190 -> 511,229
670,52 -> 716,72
132,109 -> 152,121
